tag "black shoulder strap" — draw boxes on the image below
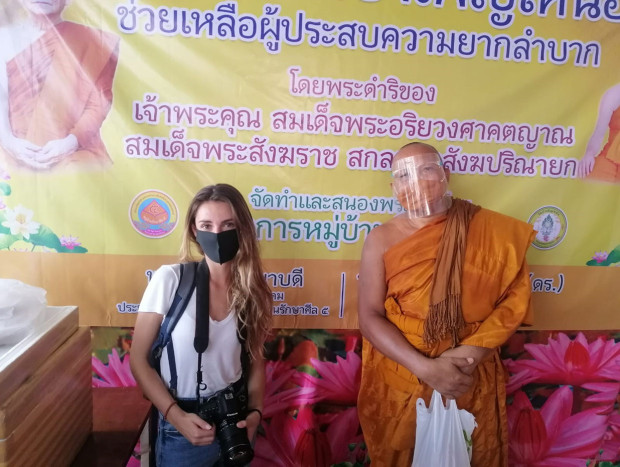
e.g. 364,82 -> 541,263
149,262 -> 197,373
194,259 -> 210,353
162,262 -> 197,343
148,262 -> 196,467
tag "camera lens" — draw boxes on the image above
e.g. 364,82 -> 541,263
218,418 -> 254,466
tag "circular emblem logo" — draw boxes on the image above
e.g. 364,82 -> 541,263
528,205 -> 567,250
129,190 -> 178,238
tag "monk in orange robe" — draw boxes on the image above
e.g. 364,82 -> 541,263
357,142 -> 534,466
0,0 -> 119,172
578,83 -> 620,182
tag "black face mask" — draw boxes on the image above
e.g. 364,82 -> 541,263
195,229 -> 239,264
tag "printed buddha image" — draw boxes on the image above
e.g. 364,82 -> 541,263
578,83 -> 620,183
0,0 -> 119,172
540,215 -> 553,241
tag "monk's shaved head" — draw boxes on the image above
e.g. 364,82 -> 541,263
392,142 -> 440,170
398,142 -> 439,154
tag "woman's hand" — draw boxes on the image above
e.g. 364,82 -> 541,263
166,406 -> 216,446
236,410 -> 261,442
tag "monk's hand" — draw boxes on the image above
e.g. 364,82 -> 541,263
577,153 -> 595,178
37,135 -> 79,166
1,135 -> 42,167
418,356 -> 474,400
439,345 -> 491,376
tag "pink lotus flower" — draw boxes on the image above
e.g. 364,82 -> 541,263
263,359 -> 320,419
92,348 -> 136,388
599,412 -> 620,462
505,332 -> 620,393
0,198 -> 5,210
581,382 -> 620,414
508,387 -> 609,466
292,339 -> 362,405
60,235 -> 81,250
592,251 -> 609,263
253,408 -> 332,467
0,167 -> 9,180
263,338 -> 322,419
319,407 -> 366,464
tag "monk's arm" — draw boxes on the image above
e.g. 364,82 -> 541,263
38,39 -> 119,164
0,63 -> 41,164
0,64 -> 10,140
458,258 -> 532,351
578,84 -> 620,177
358,228 -> 473,399
70,41 -> 119,148
439,345 -> 492,375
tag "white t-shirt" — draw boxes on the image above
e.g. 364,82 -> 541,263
138,264 -> 242,399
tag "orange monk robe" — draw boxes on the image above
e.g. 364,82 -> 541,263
1,21 -> 119,170
588,106 -> 620,183
357,208 -> 535,467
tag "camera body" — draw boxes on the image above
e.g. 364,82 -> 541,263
198,384 -> 254,466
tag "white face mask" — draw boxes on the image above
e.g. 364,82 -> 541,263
391,154 -> 452,218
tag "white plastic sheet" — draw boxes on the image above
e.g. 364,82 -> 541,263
412,390 -> 477,467
0,279 -> 47,345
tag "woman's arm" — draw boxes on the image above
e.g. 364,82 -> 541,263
130,311 -> 215,445
237,355 -> 265,441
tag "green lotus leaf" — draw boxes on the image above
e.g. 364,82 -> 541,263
0,214 -> 9,234
587,245 -> 620,266
0,183 -> 10,196
0,233 -> 19,249
606,245 -> 620,264
28,224 -> 62,251
59,245 -> 88,254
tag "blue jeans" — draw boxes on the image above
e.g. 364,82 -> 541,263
156,414 -> 222,467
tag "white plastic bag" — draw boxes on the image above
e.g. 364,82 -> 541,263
0,279 -> 47,345
412,390 -> 477,467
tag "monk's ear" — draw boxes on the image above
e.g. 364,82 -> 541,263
444,167 -> 451,183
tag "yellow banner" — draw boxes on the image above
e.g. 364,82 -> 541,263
0,0 -> 619,328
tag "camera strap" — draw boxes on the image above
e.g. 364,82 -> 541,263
194,259 -> 210,400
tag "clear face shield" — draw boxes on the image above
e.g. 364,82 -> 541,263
391,154 -> 452,219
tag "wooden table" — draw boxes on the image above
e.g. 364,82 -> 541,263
72,386 -> 152,467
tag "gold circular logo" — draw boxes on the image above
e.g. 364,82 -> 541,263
528,205 -> 567,250
129,190 -> 178,238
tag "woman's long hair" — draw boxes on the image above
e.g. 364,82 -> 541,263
180,184 -> 272,360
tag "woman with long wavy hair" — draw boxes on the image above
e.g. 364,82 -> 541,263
131,183 -> 272,466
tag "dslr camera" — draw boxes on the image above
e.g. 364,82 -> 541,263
198,384 -> 254,466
